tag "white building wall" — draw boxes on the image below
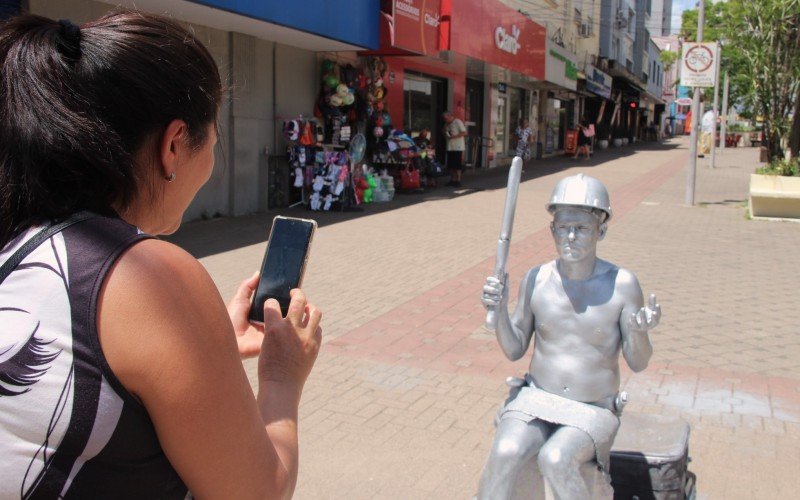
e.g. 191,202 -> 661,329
28,0 -> 319,221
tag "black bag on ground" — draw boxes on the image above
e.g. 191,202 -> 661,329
610,412 -> 696,500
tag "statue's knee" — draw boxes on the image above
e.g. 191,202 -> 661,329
492,437 -> 529,463
537,446 -> 569,477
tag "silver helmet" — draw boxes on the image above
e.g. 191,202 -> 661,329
546,174 -> 612,222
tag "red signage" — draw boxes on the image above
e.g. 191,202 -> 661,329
448,0 -> 545,79
387,0 -> 442,56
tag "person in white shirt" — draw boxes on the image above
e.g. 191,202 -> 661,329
700,109 -> 715,156
443,111 -> 468,187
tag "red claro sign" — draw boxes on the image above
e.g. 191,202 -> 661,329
392,0 -> 442,56
449,0 -> 546,79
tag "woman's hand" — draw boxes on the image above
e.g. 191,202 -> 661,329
227,272 -> 265,358
258,289 -> 322,387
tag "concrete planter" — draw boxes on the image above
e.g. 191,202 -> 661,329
621,138 -> 629,146
749,174 -> 800,221
598,140 -> 609,150
613,139 -> 623,147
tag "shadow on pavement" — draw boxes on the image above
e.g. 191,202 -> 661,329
165,140 -> 681,259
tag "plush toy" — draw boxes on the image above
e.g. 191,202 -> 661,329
312,175 -> 325,192
355,176 -> 369,204
334,165 -> 349,196
293,166 -> 303,188
363,173 -> 378,203
309,191 -> 322,211
323,193 -> 338,211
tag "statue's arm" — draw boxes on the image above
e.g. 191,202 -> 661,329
491,268 -> 537,361
617,269 -> 654,373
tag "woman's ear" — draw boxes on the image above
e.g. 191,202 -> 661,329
159,119 -> 190,180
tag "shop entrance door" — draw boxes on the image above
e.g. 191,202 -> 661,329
495,94 -> 508,157
403,72 -> 447,162
465,78 -> 485,167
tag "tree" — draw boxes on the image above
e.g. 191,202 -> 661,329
725,0 -> 800,162
659,50 -> 679,72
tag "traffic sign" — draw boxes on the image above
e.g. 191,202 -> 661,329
681,42 -> 718,87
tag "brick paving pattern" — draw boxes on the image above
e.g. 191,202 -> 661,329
169,138 -> 800,499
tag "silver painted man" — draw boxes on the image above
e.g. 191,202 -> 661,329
478,174 -> 660,499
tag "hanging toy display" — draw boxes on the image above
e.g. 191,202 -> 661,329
362,56 -> 389,143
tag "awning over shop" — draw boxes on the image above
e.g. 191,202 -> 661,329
120,0 -> 380,51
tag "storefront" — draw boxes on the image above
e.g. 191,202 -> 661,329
446,0 -> 546,167
584,65 -> 614,141
27,0 -> 380,217
538,37 -> 580,156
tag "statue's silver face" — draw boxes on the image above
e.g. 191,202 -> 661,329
550,208 -> 604,262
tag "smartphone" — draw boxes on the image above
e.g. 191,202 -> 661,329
248,216 -> 317,323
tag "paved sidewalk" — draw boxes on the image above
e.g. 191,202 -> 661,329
170,138 -> 800,498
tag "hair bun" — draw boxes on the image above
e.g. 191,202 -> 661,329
57,19 -> 81,60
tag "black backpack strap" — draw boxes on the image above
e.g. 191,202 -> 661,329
0,211 -> 95,286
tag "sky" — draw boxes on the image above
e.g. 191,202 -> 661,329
672,0 -> 696,34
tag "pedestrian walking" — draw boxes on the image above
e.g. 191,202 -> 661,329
443,110 -> 468,187
699,109 -> 714,156
515,119 -> 534,163
573,117 -> 592,160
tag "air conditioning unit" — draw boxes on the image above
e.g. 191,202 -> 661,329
579,23 -> 592,37
616,10 -> 628,30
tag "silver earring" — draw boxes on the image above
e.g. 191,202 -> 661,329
165,172 -> 176,182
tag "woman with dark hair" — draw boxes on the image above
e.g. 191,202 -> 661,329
0,10 -> 321,499
573,116 -> 592,160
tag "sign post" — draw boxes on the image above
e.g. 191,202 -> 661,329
683,0 -> 710,205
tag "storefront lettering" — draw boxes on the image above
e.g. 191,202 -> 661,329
424,12 -> 440,27
495,25 -> 521,55
396,0 -> 420,19
549,49 -> 577,80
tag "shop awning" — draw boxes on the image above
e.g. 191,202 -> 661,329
119,0 -> 380,51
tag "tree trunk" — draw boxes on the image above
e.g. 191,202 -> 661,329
790,88 -> 800,160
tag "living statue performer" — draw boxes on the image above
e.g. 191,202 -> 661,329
478,173 -> 660,499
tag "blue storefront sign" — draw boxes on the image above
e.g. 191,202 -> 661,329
190,0 -> 380,49
585,65 -> 612,100
0,0 -> 21,19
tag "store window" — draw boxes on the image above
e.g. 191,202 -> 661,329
495,85 -> 529,158
403,72 -> 447,161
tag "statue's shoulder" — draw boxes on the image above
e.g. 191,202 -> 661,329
609,263 -> 643,298
528,260 -> 556,284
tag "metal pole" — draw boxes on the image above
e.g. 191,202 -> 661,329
710,44 -> 722,168
720,70 -> 730,154
685,0 -> 705,206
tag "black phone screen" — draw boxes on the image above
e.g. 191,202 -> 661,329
249,217 -> 315,322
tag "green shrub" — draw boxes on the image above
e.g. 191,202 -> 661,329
756,157 -> 800,177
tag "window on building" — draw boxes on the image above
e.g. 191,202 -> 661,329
628,9 -> 635,36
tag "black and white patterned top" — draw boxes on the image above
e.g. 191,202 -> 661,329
0,215 -> 188,499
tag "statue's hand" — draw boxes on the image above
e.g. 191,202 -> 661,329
481,273 -> 508,310
629,293 -> 661,330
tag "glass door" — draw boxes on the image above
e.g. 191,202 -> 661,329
495,94 -> 508,156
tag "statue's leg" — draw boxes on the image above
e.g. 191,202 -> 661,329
537,426 -> 597,500
477,418 -> 550,500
